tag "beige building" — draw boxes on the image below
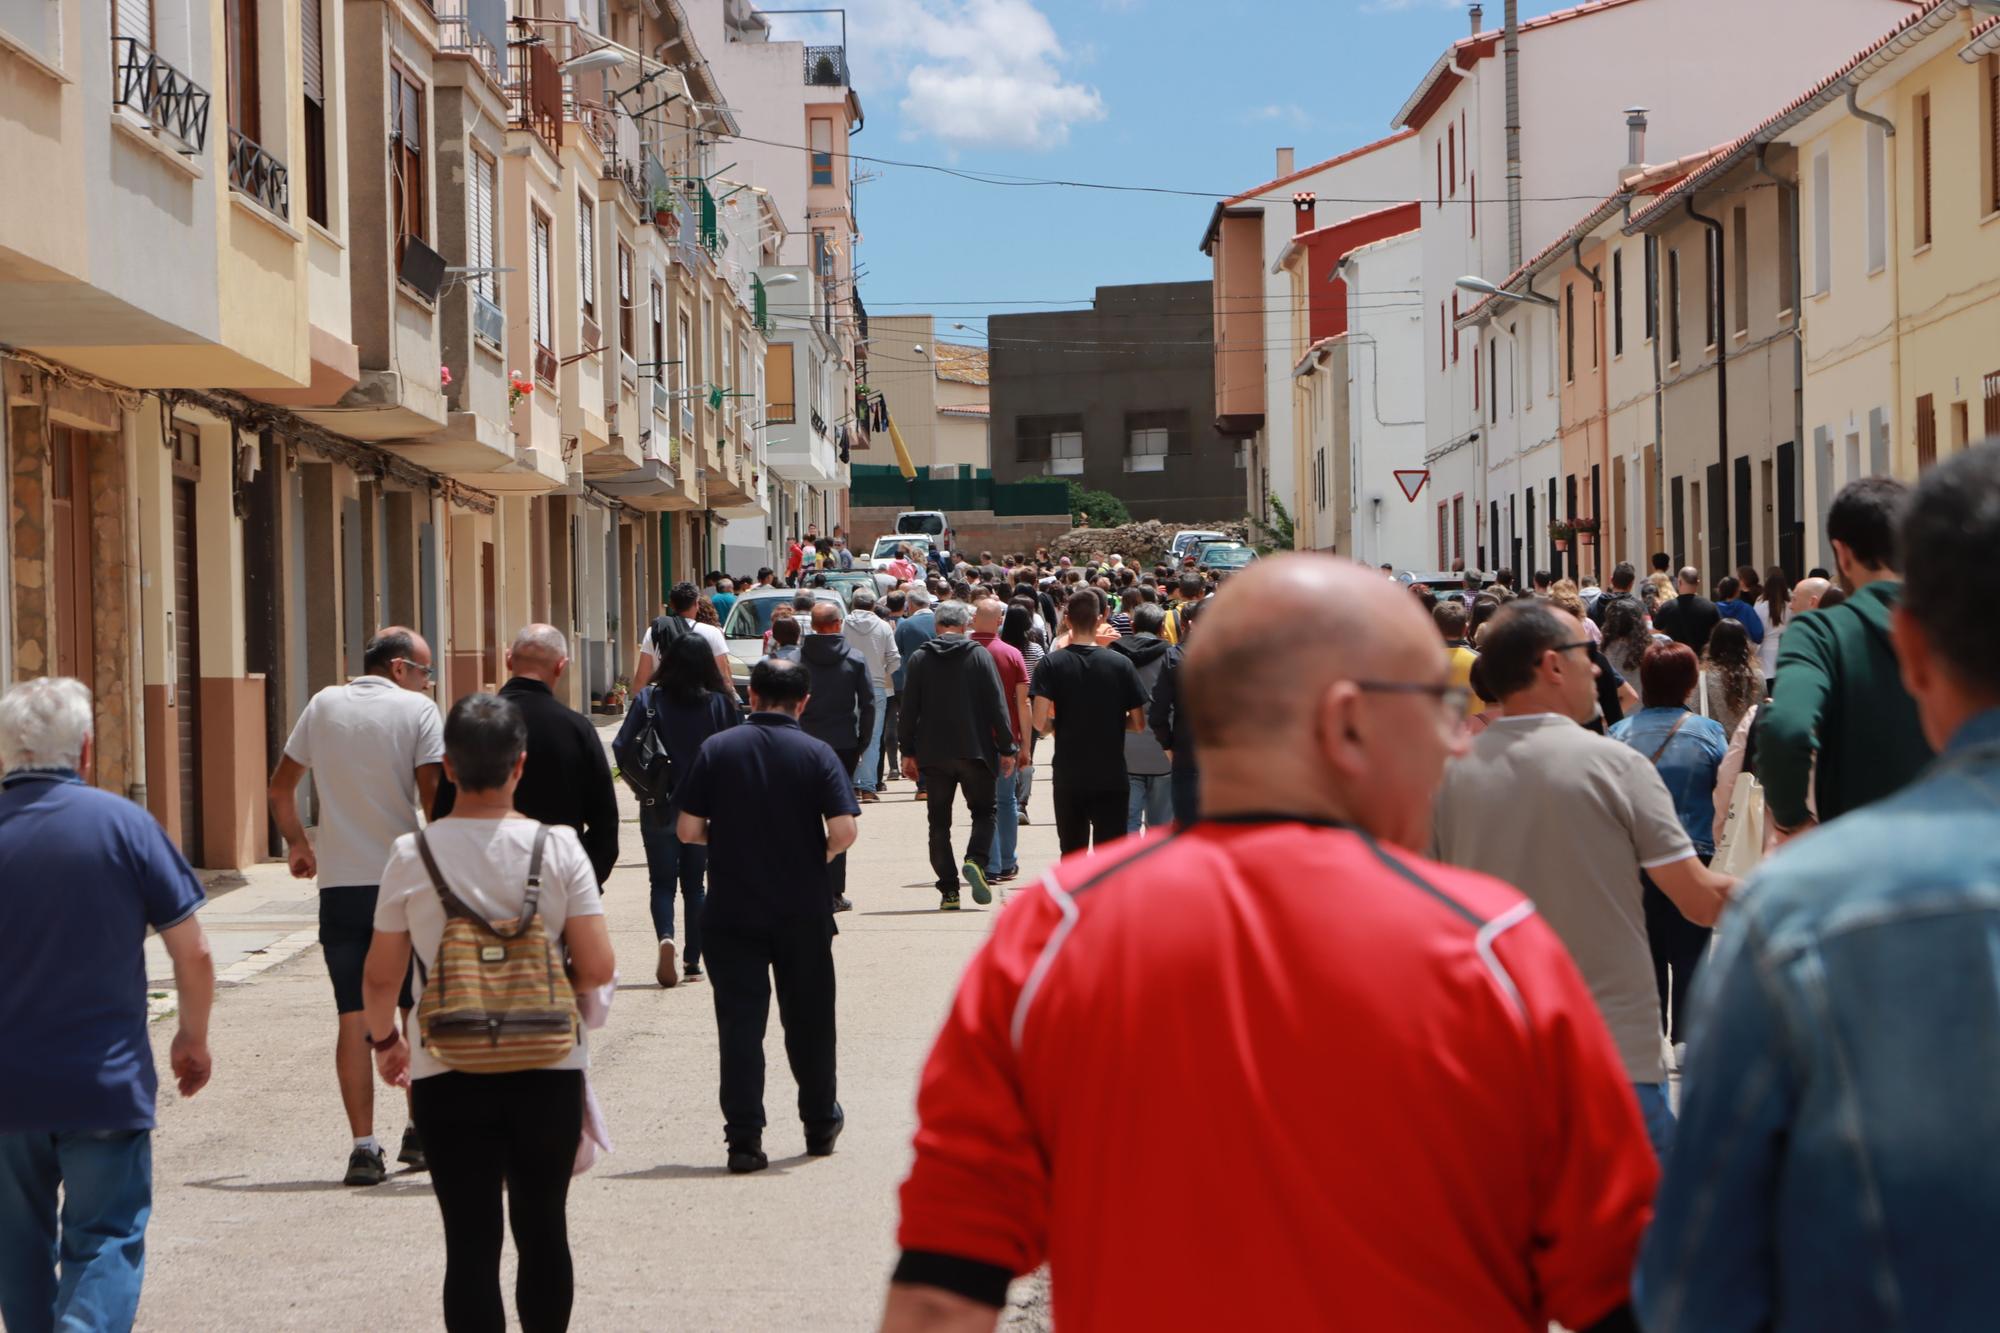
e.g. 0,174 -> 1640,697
869,315 -> 989,473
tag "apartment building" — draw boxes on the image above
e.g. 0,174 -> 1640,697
0,0 -> 791,869
868,315 -> 990,474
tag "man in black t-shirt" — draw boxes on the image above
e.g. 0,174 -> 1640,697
1653,566 -> 1722,654
1030,590 -> 1150,855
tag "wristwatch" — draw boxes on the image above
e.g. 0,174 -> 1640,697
367,1030 -> 402,1052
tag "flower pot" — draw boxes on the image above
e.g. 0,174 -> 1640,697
1554,538 -> 1569,552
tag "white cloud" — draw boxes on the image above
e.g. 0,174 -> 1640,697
1241,103 -> 1314,129
846,0 -> 1106,151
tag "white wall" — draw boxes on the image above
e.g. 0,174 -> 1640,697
1343,232 -> 1431,570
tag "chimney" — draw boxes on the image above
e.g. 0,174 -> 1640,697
1293,191 -> 1317,236
1276,146 -> 1295,178
1469,3 -> 1483,35
1625,106 -> 1650,174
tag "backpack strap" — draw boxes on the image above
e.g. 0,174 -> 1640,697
414,824 -> 549,941
415,829 -> 493,928
1648,713 -> 1692,766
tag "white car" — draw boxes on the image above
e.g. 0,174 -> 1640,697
870,534 -> 932,570
1168,529 -> 1227,563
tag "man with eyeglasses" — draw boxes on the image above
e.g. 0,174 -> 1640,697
268,626 -> 444,1188
885,557 -> 1657,1332
1433,601 -> 1736,1160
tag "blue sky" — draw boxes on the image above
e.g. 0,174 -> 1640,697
757,0 -> 1572,344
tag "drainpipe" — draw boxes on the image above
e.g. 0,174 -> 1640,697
124,413 -> 146,811
1623,193 -> 1667,556
1504,0 -> 1523,270
1754,144 -> 1805,564
1846,84 -> 1901,478
1687,195 -> 1727,577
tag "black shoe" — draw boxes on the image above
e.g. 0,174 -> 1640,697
727,1146 -> 769,1175
682,963 -> 704,983
832,894 -> 853,913
807,1107 -> 845,1157
397,1126 -> 427,1172
940,891 -> 961,911
963,860 -> 992,906
343,1145 -> 388,1187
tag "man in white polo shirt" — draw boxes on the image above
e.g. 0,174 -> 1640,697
267,627 -> 444,1186
639,581 -> 733,687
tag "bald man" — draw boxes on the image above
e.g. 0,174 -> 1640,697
430,624 -> 620,886
885,556 -> 1657,1333
799,600 -> 875,910
1790,575 -> 1831,615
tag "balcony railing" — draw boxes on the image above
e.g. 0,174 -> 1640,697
113,37 -> 210,153
472,292 -> 504,350
508,27 -> 563,151
803,45 -> 847,87
435,0 -> 505,85
229,127 -> 289,215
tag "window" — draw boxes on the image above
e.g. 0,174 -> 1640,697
224,0 -> 260,141
1591,289 -> 1599,369
810,117 -> 834,186
766,343 -> 796,423
1453,495 -> 1465,564
1473,342 -> 1481,414
1565,284 -> 1576,383
1812,152 -> 1832,295
1015,414 -> 1077,466
1437,502 -> 1449,567
1643,236 -> 1658,341
1469,171 -> 1477,238
1612,248 -> 1624,356
1987,56 -> 2000,217
1987,370 -> 2000,439
1437,142 -> 1444,208
1667,248 -> 1682,364
470,152 -> 497,303
1732,206 -> 1749,336
1439,302 -> 1447,371
390,65 -> 425,259
1704,227 -> 1720,349
115,0 -> 154,46
530,210 -> 553,360
1125,427 -> 1168,472
1777,185 -> 1797,314
1488,337 -> 1498,423
1915,91 -> 1933,249
1916,393 -> 1937,472
302,0 -> 327,226
1864,124 -> 1887,274
1050,432 -> 1083,476
617,241 -> 634,357
649,278 -> 664,372
677,311 -> 693,433
577,197 -> 596,325
1448,123 -> 1456,197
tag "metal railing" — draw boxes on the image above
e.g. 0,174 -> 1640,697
508,27 -> 563,151
472,292 -> 504,350
229,128 -> 289,215
113,37 -> 210,153
803,45 -> 846,86
434,0 -> 504,84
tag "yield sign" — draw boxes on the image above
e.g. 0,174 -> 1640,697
1394,469 -> 1430,502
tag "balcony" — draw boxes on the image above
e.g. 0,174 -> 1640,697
113,38 -> 210,154
229,128 -> 289,216
507,26 -> 564,152
803,45 -> 847,87
435,0 -> 505,85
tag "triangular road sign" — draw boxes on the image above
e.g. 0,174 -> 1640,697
1394,469 -> 1430,502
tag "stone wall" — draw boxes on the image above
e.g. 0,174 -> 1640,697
849,506 -> 1072,561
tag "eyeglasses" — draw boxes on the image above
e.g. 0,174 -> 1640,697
1553,640 -> 1594,654
395,658 -> 437,680
1354,680 -> 1474,722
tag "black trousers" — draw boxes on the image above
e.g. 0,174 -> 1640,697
830,747 -> 859,901
1643,864 -> 1714,1044
881,696 -> 901,780
410,1069 -> 584,1333
704,915 -> 839,1148
1053,781 -> 1127,857
921,758 -> 996,892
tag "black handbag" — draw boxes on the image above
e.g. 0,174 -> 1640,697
620,688 -> 676,808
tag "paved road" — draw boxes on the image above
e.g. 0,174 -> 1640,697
137,736 -> 1062,1331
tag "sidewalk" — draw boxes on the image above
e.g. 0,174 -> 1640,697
136,731 -> 1067,1331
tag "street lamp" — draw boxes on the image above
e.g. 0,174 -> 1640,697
1454,275 -> 1557,308
560,47 -> 628,77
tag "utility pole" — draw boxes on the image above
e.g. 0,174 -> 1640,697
1504,0 -> 1523,270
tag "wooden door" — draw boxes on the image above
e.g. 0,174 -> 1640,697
49,429 -> 95,683
172,476 -> 203,865
480,542 -> 497,688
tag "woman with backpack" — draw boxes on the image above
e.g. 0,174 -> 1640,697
613,631 -> 741,989
363,693 -> 615,1333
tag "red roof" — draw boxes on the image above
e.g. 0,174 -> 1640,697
1220,130 -> 1417,208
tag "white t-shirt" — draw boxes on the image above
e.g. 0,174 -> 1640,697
374,817 -> 604,1081
1755,599 -> 1784,679
638,616 -> 729,663
284,676 -> 445,888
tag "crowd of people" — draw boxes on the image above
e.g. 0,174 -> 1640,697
10,448 -> 2000,1331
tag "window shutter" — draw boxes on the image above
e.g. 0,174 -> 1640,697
1991,59 -> 2000,215
301,0 -> 322,103
1916,394 -> 1936,472
116,0 -> 153,46
530,215 -> 549,349
1985,372 -> 2000,439
471,154 -> 495,300
578,198 -> 595,318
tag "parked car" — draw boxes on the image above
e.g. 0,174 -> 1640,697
722,587 -> 846,698
870,534 -> 933,570
816,569 -> 895,608
1168,529 -> 1228,563
1194,541 -> 1258,572
896,510 -> 953,556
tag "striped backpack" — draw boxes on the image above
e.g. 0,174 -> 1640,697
413,825 -> 578,1074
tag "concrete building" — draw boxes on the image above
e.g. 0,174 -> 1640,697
989,282 -> 1243,523
1200,134 -> 1420,536
869,315 -> 990,473
1395,0 -> 1924,577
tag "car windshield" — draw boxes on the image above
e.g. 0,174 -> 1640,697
874,537 -> 927,560
723,598 -> 787,639
897,513 -> 945,536
1198,543 -> 1255,569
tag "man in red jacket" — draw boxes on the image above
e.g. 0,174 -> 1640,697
882,555 -> 1656,1333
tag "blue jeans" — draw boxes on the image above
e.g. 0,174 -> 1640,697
1127,773 -> 1173,834
1170,766 -> 1200,826
1633,1082 -> 1676,1163
0,1129 -> 152,1333
640,807 -> 706,967
853,683 -> 888,793
988,762 -> 1019,876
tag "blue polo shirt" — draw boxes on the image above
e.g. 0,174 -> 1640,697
0,770 -> 206,1132
676,713 -> 859,929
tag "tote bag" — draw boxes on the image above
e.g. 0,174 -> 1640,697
1713,771 -> 1767,878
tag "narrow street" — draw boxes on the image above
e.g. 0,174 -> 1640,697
134,726 -> 1058,1331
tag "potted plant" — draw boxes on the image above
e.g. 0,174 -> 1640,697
508,370 -> 534,410
649,187 -> 679,231
1570,516 -> 1601,545
1548,518 -> 1578,552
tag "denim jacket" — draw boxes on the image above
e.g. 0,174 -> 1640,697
1610,707 -> 1729,857
1637,708 -> 2000,1331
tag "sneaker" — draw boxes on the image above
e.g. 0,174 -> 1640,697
994,866 -> 1020,884
727,1146 -> 770,1175
1016,813 -> 1031,825
963,860 -> 992,907
682,964 -> 704,983
656,939 -> 679,989
832,894 -> 854,914
343,1145 -> 388,1187
397,1126 -> 427,1172
940,891 -> 961,911
856,788 -> 880,804
806,1106 -> 845,1157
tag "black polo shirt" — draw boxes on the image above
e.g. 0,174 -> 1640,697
676,712 -> 859,929
1029,644 -> 1149,793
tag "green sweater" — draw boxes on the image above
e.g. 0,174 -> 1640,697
1755,580 -> 1934,827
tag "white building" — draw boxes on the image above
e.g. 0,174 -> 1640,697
1338,232 -> 1434,570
